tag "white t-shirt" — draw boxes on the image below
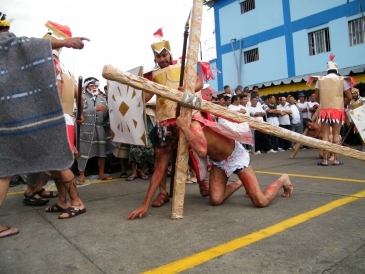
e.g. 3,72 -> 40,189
277,104 -> 291,125
228,104 -> 243,111
246,101 -> 261,108
228,104 -> 247,115
296,102 -> 308,119
249,105 -> 265,122
289,104 -> 301,124
306,101 -> 319,119
240,105 -> 250,116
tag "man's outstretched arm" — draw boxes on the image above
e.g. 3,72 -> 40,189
127,148 -> 172,219
51,37 -> 90,50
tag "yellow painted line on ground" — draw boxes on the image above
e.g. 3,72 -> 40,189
256,171 -> 365,183
142,189 -> 365,274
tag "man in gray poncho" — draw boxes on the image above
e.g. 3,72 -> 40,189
0,12 -> 89,238
77,77 -> 113,184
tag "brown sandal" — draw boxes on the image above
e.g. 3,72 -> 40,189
151,193 -> 170,207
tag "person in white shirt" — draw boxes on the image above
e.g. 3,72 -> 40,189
277,97 -> 292,151
288,95 -> 303,149
296,93 -> 308,120
223,85 -> 233,98
239,94 -> 250,115
228,95 -> 246,114
307,93 -> 319,119
263,95 -> 280,153
249,95 -> 268,154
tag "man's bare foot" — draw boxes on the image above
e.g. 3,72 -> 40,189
281,174 -> 293,197
328,155 -> 334,161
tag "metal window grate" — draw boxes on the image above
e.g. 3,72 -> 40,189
349,17 -> 365,46
240,0 -> 255,14
308,28 -> 331,56
244,48 -> 259,64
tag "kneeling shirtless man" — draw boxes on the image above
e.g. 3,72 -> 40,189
175,114 -> 293,207
128,112 -> 293,219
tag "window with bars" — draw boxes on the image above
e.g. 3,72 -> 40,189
308,28 -> 331,56
244,48 -> 259,64
240,0 -> 255,14
348,17 -> 365,46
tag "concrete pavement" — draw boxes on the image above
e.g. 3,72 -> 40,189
1,147 -> 365,274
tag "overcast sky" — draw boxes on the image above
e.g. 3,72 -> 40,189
2,0 -> 215,87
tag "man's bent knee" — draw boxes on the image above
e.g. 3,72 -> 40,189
209,196 -> 224,206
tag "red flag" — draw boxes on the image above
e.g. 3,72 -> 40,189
199,62 -> 220,82
153,28 -> 163,39
47,21 -> 72,37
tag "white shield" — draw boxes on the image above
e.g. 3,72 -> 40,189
108,66 -> 148,146
349,104 -> 365,142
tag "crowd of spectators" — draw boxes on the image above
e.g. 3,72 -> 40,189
210,85 -> 321,154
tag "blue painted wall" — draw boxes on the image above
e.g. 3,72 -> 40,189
213,0 -> 365,90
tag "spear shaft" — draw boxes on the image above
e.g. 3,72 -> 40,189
170,11 -> 192,197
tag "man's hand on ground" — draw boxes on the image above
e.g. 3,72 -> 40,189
127,205 -> 148,220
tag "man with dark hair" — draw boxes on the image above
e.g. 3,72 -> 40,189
223,85 -> 233,97
288,95 -> 303,149
263,95 -> 280,153
224,95 -> 231,107
277,97 -> 292,151
128,39 -> 205,217
128,107 -> 293,220
228,95 -> 246,114
235,85 -> 243,95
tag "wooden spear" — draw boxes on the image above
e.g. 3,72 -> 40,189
102,65 -> 365,162
75,76 -> 83,160
169,11 -> 192,198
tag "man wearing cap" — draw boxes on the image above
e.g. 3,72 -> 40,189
296,93 -> 308,120
0,13 -> 89,235
314,54 -> 352,166
128,39 -> 204,219
77,77 -> 113,183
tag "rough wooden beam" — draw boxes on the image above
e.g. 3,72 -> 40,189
102,65 -> 365,162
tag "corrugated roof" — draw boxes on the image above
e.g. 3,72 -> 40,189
250,64 -> 365,89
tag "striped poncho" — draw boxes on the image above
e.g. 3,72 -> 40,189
0,32 -> 73,177
77,92 -> 113,171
